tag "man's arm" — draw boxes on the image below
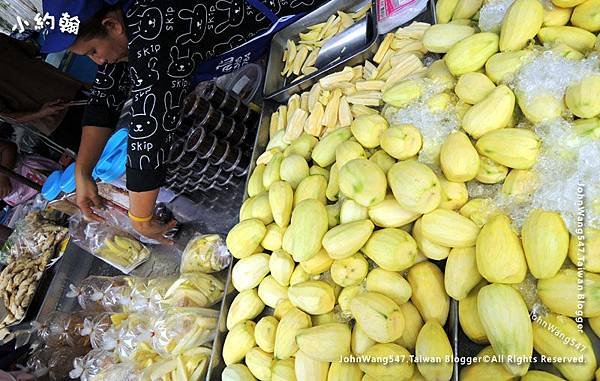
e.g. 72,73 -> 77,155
0,100 -> 66,124
0,141 -> 17,169
0,141 -> 17,198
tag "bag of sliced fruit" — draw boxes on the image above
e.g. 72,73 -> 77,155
151,307 -> 219,357
68,212 -> 150,274
180,233 -> 232,274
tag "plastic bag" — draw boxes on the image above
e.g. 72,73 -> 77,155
108,276 -> 176,314
70,349 -> 116,381
129,342 -> 161,369
69,213 -> 150,273
5,211 -> 68,259
66,276 -> 129,312
26,346 -> 52,379
142,346 -> 212,381
47,345 -> 90,381
127,277 -> 176,314
377,0 -> 429,34
79,313 -> 112,350
30,311 -> 89,348
151,307 -> 218,356
30,311 -> 71,348
180,234 -> 231,274
162,272 -> 225,308
3,154 -> 62,207
100,325 -> 137,360
93,362 -> 142,381
91,201 -> 179,244
114,313 -> 155,347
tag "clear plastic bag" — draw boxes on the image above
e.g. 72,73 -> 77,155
116,313 -> 154,347
30,311 -> 89,348
162,272 -> 225,308
377,0 -> 429,34
5,211 -> 68,259
142,346 -> 213,381
70,349 -> 116,381
130,342 -> 161,369
79,313 -> 112,350
26,346 -> 52,379
180,234 -> 231,274
66,276 -> 129,312
69,213 -> 150,273
151,307 -> 218,356
127,277 -> 176,314
47,345 -> 90,381
100,325 -> 137,360
93,362 -> 142,381
30,311 -> 70,348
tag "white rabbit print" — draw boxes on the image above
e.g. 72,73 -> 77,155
130,93 -> 158,140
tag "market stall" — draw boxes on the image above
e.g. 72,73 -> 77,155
0,0 -> 599,379
215,0 -> 600,379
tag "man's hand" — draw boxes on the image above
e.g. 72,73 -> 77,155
130,218 -> 177,245
0,176 -> 11,198
36,100 -> 66,119
75,174 -> 104,222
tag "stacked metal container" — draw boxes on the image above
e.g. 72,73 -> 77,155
166,82 -> 259,204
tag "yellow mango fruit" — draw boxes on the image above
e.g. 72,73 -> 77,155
454,72 -> 496,104
415,321 -> 454,381
388,161 -> 442,214
408,262 -> 450,325
571,0 -> 600,32
445,32 -> 499,76
538,26 -> 596,51
532,313 -> 597,380
462,85 -> 516,138
478,284 -> 533,376
476,214 -> 528,284
440,131 -> 480,181
475,128 -> 540,169
445,247 -> 483,300
521,209 -> 569,279
500,0 -> 544,52
363,228 -> 418,271
459,281 -> 489,344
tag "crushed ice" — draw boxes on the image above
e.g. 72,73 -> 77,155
478,0 -> 516,32
512,50 -> 600,104
387,79 -> 459,166
466,118 -> 599,234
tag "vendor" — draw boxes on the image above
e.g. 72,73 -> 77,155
41,0 -> 324,244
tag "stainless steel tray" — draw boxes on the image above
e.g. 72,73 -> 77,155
264,0 -> 378,103
207,98 -> 460,380
208,1 -> 449,379
206,99 -> 276,380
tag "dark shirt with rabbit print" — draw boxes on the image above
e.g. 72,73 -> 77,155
82,0 -> 325,192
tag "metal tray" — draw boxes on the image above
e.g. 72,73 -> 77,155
264,0 -> 378,103
2,260 -> 56,331
263,0 -> 438,103
207,1 -> 448,379
207,97 -> 460,380
205,99 -> 275,381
